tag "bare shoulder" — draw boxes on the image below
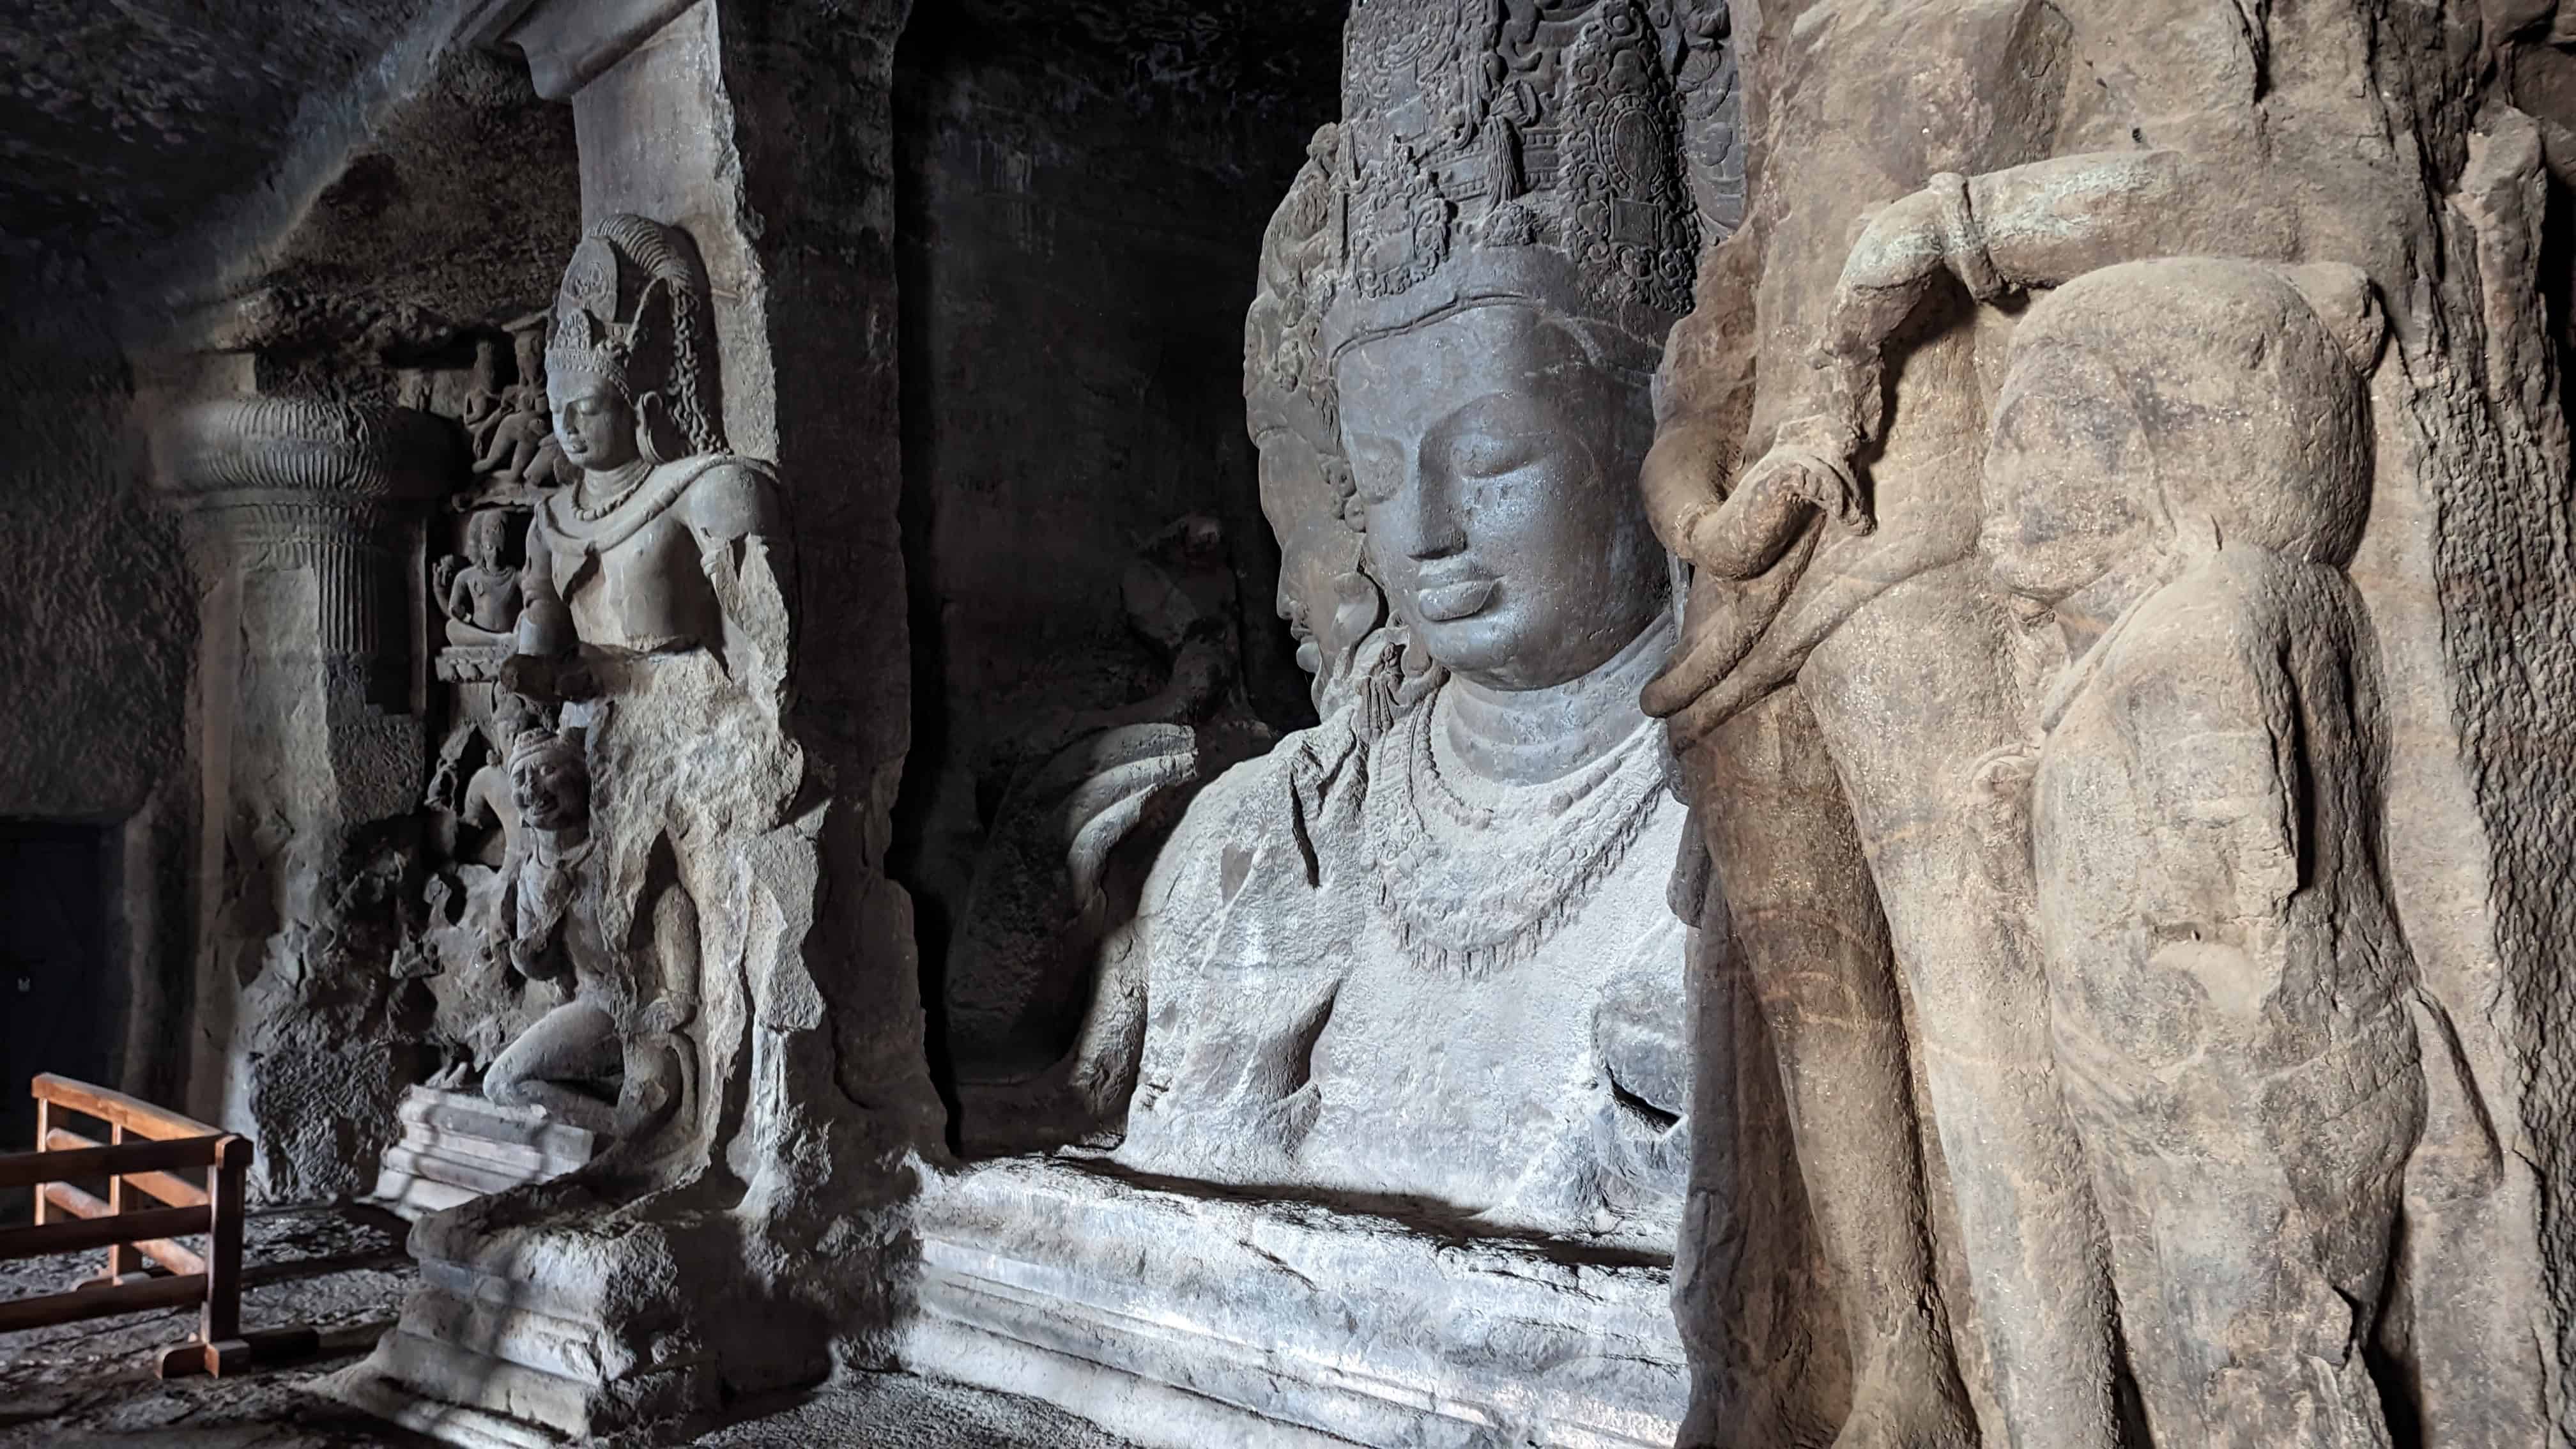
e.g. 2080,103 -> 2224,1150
679,457 -> 781,540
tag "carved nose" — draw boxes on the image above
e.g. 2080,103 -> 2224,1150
1395,464 -> 1468,560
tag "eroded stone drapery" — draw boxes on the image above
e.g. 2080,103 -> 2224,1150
903,4 -> 1742,1444
152,394 -> 450,1202
1646,5 -> 2573,1444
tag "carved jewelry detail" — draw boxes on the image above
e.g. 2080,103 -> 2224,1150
1363,678 -> 1671,979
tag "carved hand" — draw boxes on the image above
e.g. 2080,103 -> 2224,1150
1741,435 -> 1873,533
1663,424 -> 1873,581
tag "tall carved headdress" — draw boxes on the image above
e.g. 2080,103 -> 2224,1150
1246,125 -> 1346,449
545,214 -> 727,457
1322,0 -> 1740,367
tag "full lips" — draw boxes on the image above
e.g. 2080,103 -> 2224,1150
1414,577 -> 1498,622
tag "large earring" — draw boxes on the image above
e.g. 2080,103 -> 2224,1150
632,390 -> 667,468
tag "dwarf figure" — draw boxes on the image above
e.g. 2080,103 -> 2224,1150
1985,257 -> 2421,1448
481,724 -> 613,1130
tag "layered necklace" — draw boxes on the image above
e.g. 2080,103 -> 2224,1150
1361,675 -> 1673,979
574,459 -> 654,521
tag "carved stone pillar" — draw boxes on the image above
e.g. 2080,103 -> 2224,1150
153,395 -> 452,1201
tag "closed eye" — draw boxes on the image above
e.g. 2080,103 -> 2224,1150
1448,433 -> 1550,480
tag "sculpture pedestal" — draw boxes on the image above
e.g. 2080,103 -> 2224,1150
368,1086 -> 599,1220
906,1154 -> 1687,1449
326,1201 -> 779,1447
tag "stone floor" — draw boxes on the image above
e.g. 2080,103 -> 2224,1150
0,1204 -> 1134,1448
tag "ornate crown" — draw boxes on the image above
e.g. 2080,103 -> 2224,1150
542,215 -> 727,456
1246,125 -> 1345,444
1323,0 -> 1740,361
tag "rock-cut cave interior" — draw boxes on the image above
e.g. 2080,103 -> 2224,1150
6,2 -> 2576,1448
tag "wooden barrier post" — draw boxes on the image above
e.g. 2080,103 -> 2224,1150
105,1121 -> 142,1282
30,1094 -> 49,1229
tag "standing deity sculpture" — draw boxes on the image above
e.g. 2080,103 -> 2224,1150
459,212 -> 792,1169
347,210 -> 839,1443
1644,15 -> 2526,1430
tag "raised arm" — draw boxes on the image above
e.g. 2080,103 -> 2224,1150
1661,149 -> 2207,580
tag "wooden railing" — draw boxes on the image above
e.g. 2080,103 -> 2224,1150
0,1074 -> 312,1377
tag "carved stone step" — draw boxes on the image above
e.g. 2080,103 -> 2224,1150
366,1085 -> 596,1221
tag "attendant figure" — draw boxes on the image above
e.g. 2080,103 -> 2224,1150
1986,258 -> 2421,1448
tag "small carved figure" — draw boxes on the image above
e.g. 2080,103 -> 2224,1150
481,724 -> 590,986
479,723 -> 614,1131
466,310 -> 564,494
436,509 -> 525,647
1989,258 -> 2421,1448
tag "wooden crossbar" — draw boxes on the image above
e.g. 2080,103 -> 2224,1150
3,1075 -> 302,1380
29,1075 -> 215,1143
0,1204 -> 211,1262
0,1271 -> 210,1334
40,1129 -> 209,1208
0,1135 -> 231,1191
36,1182 -> 206,1276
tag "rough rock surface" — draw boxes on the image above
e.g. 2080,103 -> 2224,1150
889,0 -> 1341,1015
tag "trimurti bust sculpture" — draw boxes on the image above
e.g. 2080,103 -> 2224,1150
903,7 -> 1740,1444
1103,0 -> 1713,1243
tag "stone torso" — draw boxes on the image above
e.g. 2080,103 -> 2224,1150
2030,550 -> 2411,1092
1116,681 -> 1689,1243
532,455 -> 758,654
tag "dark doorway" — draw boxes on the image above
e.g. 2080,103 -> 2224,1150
0,821 -> 120,1163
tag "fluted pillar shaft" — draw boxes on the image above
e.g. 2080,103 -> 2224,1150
152,395 -> 452,1200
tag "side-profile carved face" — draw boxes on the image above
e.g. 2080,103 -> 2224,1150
510,741 -> 589,832
1255,425 -> 1371,686
551,375 -> 639,473
1337,303 -> 1664,691
1981,347 -> 2159,606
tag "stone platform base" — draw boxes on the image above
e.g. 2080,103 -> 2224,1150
367,1085 -> 599,1220
903,1154 -> 1687,1449
323,1204 -> 760,1448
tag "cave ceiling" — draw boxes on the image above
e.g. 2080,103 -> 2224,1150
0,0 -> 439,262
